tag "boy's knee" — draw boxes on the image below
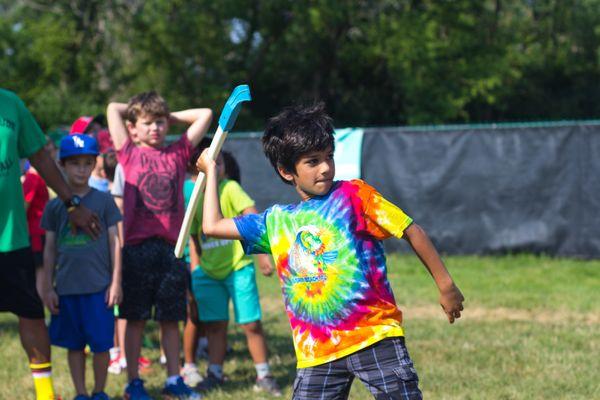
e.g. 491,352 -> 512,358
241,320 -> 262,334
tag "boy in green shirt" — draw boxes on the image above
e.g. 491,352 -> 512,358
187,146 -> 281,396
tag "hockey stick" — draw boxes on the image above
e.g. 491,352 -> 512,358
174,84 -> 252,257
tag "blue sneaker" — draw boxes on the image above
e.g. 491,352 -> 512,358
124,378 -> 151,400
90,392 -> 110,400
162,376 -> 202,399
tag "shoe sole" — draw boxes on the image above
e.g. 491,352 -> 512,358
253,384 -> 282,397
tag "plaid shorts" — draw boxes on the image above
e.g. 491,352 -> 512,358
120,238 -> 187,321
293,337 -> 422,400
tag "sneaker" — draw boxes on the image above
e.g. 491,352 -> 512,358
162,376 -> 202,399
254,375 -> 282,397
138,356 -> 152,369
124,378 -> 151,400
181,365 -> 204,388
108,356 -> 122,374
90,392 -> 110,400
197,371 -> 224,392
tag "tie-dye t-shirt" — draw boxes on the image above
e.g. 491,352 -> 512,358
234,179 -> 413,368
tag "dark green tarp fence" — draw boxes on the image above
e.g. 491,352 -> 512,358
221,121 -> 600,258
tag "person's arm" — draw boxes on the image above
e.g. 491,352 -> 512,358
106,225 -> 123,307
241,206 -> 274,276
106,102 -> 130,151
196,148 -> 241,239
37,231 -> 59,314
113,196 -> 124,248
170,108 -> 213,147
403,223 -> 464,323
28,147 -> 100,239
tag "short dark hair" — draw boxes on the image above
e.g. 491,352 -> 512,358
103,150 -> 118,182
188,137 -> 212,174
262,103 -> 335,185
222,151 -> 241,184
126,91 -> 170,123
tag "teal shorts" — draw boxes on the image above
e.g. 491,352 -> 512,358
191,263 -> 262,324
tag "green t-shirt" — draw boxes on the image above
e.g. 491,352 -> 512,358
190,179 -> 254,279
0,89 -> 46,252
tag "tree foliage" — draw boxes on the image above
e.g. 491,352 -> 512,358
1,0 -> 599,130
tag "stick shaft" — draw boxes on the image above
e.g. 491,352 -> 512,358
174,126 -> 228,257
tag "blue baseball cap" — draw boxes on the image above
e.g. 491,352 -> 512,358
59,134 -> 99,160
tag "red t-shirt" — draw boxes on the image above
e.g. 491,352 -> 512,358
22,171 -> 49,251
117,135 -> 192,245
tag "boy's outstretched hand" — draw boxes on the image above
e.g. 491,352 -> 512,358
106,282 -> 123,307
439,283 -> 464,324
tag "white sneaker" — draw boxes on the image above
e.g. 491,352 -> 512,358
108,356 -> 122,374
182,365 -> 204,388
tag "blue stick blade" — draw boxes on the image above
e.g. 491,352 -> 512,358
218,84 -> 252,131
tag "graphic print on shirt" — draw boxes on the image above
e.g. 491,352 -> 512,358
134,153 -> 178,216
58,223 -> 93,247
288,225 -> 337,284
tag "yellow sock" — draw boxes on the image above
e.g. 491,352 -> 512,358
31,362 -> 56,400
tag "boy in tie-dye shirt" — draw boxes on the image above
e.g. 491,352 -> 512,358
196,103 -> 465,400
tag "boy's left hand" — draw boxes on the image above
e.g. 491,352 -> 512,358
439,283 -> 465,324
106,282 -> 123,307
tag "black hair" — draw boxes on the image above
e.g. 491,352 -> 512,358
262,102 -> 335,185
222,151 -> 241,183
188,137 -> 212,174
103,151 -> 118,182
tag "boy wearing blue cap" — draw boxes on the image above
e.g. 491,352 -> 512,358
38,134 -> 123,400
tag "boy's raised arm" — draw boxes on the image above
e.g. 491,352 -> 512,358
196,148 -> 242,240
106,102 -> 130,151
403,223 -> 465,324
171,108 -> 213,147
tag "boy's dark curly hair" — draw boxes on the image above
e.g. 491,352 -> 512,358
262,103 -> 335,185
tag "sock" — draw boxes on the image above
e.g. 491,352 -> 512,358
255,362 -> 271,379
208,364 -> 223,380
30,362 -> 55,400
166,375 -> 180,386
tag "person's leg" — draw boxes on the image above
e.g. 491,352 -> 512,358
5,247 -> 56,400
292,358 -> 354,400
230,264 -> 275,382
159,321 -> 181,376
120,241 -> 156,383
19,317 -> 56,400
124,320 -> 146,381
205,321 -> 228,367
350,337 -> 422,400
183,315 -> 199,364
67,350 -> 87,396
92,352 -> 110,394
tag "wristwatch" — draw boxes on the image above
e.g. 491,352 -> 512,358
64,195 -> 82,212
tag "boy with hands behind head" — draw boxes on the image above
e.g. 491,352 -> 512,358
107,92 -> 211,399
196,103 -> 464,400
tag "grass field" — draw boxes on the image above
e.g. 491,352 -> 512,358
1,254 -> 599,399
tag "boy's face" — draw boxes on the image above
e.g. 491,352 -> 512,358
279,147 -> 335,200
128,113 -> 169,148
61,155 -> 96,187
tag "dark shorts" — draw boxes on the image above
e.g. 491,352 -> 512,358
0,247 -> 45,319
120,238 -> 187,321
49,291 -> 114,352
293,337 -> 422,400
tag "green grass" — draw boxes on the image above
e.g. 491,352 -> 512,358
1,254 -> 599,399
